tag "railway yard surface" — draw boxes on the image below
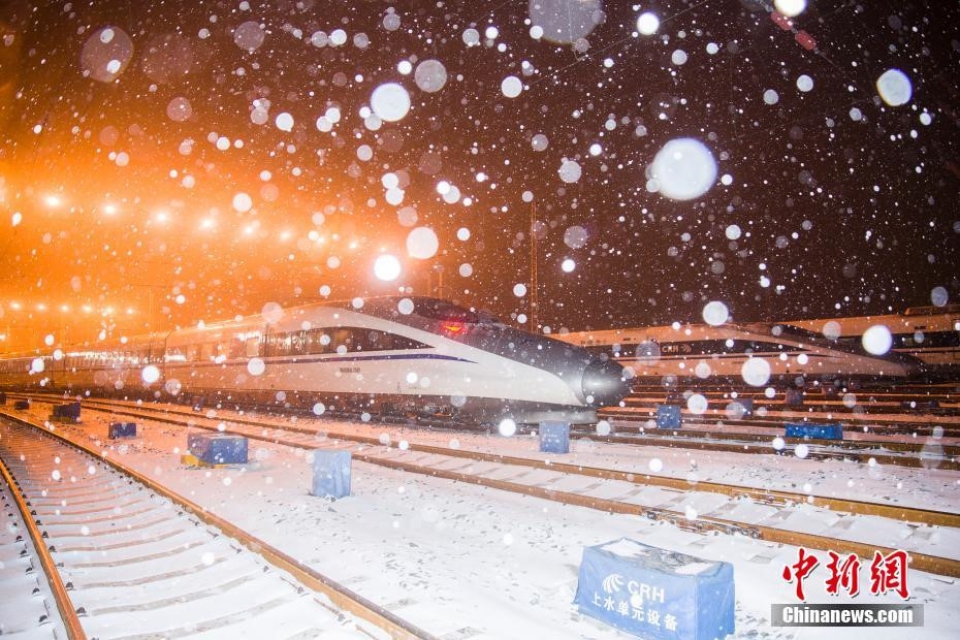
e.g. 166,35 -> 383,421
2,389 -> 959,639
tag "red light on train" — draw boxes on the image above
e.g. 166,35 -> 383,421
795,30 -> 817,51
442,322 -> 465,336
771,12 -> 793,31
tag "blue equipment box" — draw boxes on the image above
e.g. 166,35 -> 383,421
188,434 -> 248,464
52,402 -> 81,419
312,449 -> 351,499
574,538 -> 735,640
785,423 -> 843,440
656,404 -> 682,429
539,421 -> 570,454
109,422 -> 137,439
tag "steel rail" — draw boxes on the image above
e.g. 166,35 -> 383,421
0,410 -> 436,640
579,429 -> 960,471
0,429 -> 87,640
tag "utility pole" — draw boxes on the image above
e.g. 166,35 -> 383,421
530,201 -> 539,333
124,282 -> 167,333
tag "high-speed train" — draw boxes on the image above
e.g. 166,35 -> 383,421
782,305 -> 960,377
556,320 -> 922,385
0,296 -> 630,425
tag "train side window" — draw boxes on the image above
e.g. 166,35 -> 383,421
397,334 -> 428,350
264,333 -> 277,357
275,332 -> 288,357
355,330 -> 380,351
228,336 -> 244,359
277,332 -> 292,356
379,331 -> 427,351
291,331 -> 306,355
354,329 -> 426,352
245,335 -> 261,358
332,328 -> 354,353
266,332 -> 297,357
304,329 -> 332,354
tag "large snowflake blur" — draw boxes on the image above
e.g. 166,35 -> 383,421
0,0 -> 957,347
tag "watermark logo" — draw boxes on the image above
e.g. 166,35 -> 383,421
775,547 -> 921,628
772,604 -> 924,627
782,547 -> 911,601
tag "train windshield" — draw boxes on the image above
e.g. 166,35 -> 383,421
356,296 -> 504,329
408,298 -> 481,323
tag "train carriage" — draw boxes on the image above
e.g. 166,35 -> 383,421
783,305 -> 960,376
556,319 -> 923,385
0,296 -> 630,426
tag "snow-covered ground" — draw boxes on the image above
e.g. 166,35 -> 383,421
34,406 -> 960,638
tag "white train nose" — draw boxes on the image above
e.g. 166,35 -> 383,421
581,357 -> 631,407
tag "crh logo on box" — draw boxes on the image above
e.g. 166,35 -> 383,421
601,573 -> 666,603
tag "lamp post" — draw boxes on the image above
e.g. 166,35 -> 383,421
1,302 -> 23,352
57,304 -> 70,347
123,282 -> 167,333
428,264 -> 447,298
529,201 -> 539,333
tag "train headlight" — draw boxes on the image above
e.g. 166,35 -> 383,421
581,358 -> 631,407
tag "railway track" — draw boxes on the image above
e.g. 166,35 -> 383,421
11,390 -> 957,469
0,413 -> 434,639
10,396 -> 960,581
620,389 -> 960,423
0,456 -> 73,638
595,395 -> 960,469
617,395 -> 960,429
584,416 -> 960,471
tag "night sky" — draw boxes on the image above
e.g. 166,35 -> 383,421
0,0 -> 958,350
